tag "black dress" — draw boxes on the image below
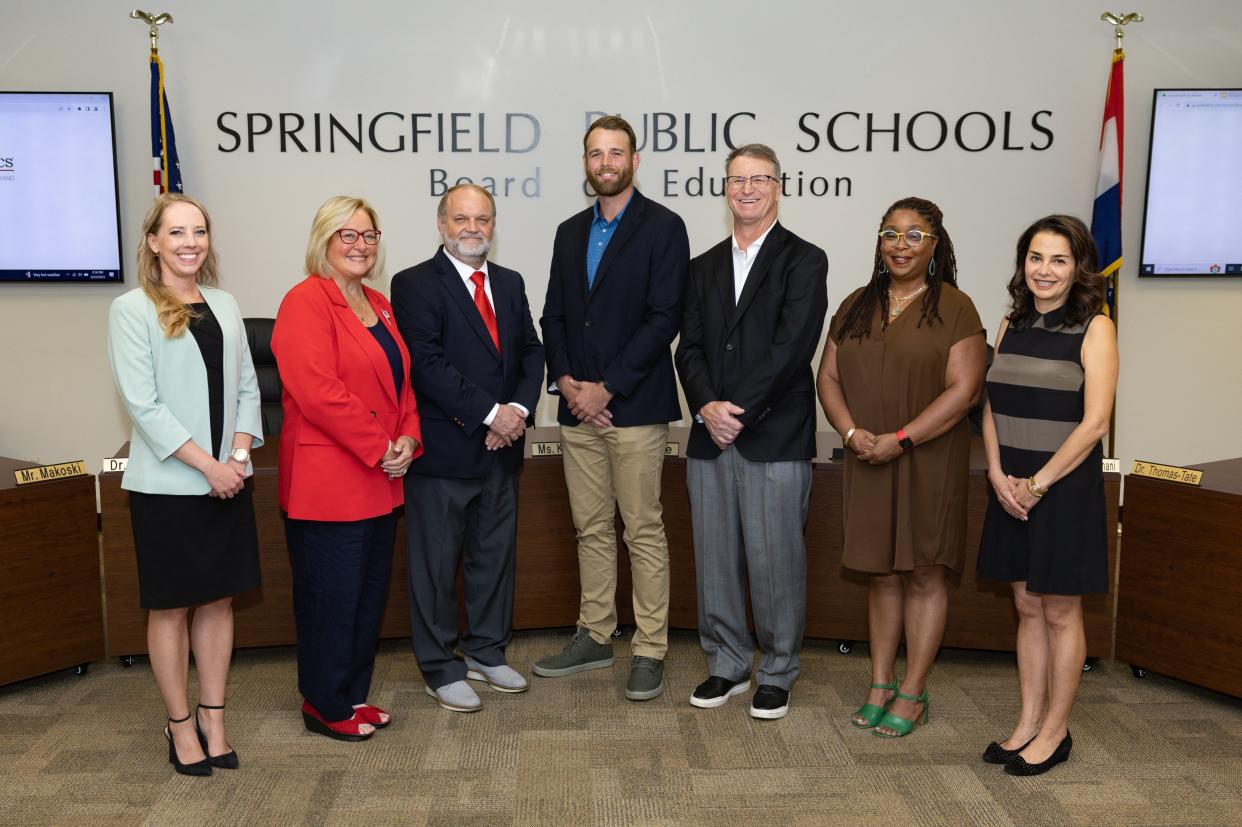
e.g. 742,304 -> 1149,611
129,303 -> 261,609
976,306 -> 1108,595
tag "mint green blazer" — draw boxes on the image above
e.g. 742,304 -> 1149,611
107,285 -> 264,495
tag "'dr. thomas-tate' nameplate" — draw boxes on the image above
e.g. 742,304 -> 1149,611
13,460 -> 89,485
1131,460 -> 1203,486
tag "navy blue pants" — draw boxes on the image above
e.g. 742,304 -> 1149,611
285,512 -> 396,722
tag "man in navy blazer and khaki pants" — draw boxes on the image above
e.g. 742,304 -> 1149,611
534,115 -> 690,702
391,184 -> 545,713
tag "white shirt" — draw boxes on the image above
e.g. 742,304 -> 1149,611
731,219 -> 777,303
444,248 -> 494,307
442,248 -> 528,425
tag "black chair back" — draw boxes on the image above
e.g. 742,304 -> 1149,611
244,317 -> 283,438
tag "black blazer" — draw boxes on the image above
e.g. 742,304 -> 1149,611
540,188 -> 689,427
675,222 -> 829,462
391,248 -> 545,479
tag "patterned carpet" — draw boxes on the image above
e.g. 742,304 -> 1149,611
1,630 -> 1240,826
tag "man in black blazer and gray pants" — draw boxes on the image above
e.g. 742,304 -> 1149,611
675,144 -> 828,719
535,115 -> 689,702
391,184 -> 545,713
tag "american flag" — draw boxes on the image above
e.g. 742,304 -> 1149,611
149,52 -> 183,194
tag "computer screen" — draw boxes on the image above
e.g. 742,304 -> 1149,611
0,91 -> 123,283
1140,89 -> 1242,277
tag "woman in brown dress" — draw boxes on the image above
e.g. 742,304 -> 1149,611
817,197 -> 986,737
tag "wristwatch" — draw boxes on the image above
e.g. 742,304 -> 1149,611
896,428 -> 915,453
229,447 -> 250,464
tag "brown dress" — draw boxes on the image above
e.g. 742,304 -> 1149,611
830,283 -> 984,573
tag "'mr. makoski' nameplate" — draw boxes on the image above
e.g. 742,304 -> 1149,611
13,460 -> 88,485
1131,460 -> 1203,486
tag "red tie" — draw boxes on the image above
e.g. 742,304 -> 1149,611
470,271 -> 500,352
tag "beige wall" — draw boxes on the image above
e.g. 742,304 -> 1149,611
2,0 -> 1240,483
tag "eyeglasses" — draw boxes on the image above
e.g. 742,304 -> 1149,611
335,229 -> 381,245
724,174 -> 780,188
878,229 -> 937,247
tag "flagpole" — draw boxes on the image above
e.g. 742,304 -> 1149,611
1096,11 -> 1142,459
129,9 -> 173,55
130,10 -> 183,195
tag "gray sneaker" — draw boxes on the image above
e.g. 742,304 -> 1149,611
625,656 -> 665,701
532,627 -> 614,677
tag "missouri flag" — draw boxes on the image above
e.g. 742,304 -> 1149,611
1090,49 -> 1123,320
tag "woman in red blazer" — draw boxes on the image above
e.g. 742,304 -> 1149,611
272,196 -> 422,741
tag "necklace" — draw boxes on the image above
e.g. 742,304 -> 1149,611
888,283 -> 928,317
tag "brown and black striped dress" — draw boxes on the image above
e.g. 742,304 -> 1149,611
976,305 -> 1108,595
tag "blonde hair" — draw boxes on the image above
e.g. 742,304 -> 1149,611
304,196 -> 384,281
137,193 -> 220,338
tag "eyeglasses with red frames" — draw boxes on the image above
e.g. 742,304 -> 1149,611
335,229 -> 381,245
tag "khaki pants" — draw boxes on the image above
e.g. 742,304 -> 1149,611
560,422 -> 670,658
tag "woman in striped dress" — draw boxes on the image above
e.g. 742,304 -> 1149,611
976,214 -> 1118,776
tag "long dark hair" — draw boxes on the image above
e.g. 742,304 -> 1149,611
834,196 -> 959,343
1006,215 -> 1104,331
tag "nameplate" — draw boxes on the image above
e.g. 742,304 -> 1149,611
102,456 -> 128,473
13,460 -> 88,485
1131,460 -> 1203,486
531,441 -> 562,456
1102,458 -> 1120,474
531,441 -> 680,458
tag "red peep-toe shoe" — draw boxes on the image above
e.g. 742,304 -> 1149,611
352,703 -> 391,728
301,700 -> 374,742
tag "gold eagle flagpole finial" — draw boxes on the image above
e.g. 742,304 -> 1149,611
1100,11 -> 1143,52
130,9 -> 174,55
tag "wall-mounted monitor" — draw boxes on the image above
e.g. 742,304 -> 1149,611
0,91 -> 123,283
1140,89 -> 1242,277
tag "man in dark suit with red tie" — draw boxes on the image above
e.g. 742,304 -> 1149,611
390,184 -> 545,713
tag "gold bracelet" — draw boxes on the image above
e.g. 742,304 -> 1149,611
844,427 -> 857,446
1026,476 -> 1047,498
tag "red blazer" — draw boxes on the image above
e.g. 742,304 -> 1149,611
272,275 -> 423,521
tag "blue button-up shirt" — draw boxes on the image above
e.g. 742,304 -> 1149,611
585,195 -> 631,290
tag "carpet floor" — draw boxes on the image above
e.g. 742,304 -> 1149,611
2,629 -> 1240,826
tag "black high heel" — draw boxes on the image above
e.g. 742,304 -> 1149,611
982,735 -> 1036,764
1005,730 -> 1072,776
166,713 -> 212,777
195,703 -> 239,769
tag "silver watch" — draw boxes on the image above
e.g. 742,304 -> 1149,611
229,448 -> 250,464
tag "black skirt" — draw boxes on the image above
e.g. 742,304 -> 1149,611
976,445 -> 1109,596
129,483 -> 261,609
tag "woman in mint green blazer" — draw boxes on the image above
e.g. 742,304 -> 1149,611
107,193 -> 263,777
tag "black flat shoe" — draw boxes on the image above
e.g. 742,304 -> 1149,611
982,735 -> 1036,764
1005,731 -> 1072,776
195,703 -> 239,769
166,713 -> 212,777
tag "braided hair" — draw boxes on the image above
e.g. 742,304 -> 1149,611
833,196 -> 959,343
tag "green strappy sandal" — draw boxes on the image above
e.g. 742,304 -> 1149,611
872,689 -> 930,738
850,679 -> 899,728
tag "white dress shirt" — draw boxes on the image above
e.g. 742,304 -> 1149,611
731,219 -> 777,303
442,249 -> 528,425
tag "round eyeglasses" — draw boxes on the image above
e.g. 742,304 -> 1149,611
878,229 -> 937,247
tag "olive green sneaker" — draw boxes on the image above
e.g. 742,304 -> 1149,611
625,656 -> 665,701
532,627 -> 614,677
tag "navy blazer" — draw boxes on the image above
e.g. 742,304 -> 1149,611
391,248 -> 545,479
540,188 -> 689,427
676,222 -> 829,462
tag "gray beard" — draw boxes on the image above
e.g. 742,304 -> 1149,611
444,235 -> 490,262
